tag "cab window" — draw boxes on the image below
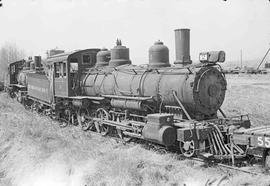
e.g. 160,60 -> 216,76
83,55 -> 91,64
54,62 -> 67,78
70,63 -> 78,73
55,63 -> 60,78
62,62 -> 67,77
82,54 -> 96,65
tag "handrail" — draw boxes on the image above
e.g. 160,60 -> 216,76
172,91 -> 192,121
101,94 -> 153,101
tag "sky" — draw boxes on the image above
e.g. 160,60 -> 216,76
0,0 -> 270,65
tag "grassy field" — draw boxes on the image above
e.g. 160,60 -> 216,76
222,74 -> 270,127
1,74 -> 270,186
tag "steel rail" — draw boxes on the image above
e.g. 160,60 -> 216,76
190,157 -> 261,176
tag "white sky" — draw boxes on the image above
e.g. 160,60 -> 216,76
0,0 -> 270,65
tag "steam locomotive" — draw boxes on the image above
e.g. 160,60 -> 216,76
4,29 -> 270,168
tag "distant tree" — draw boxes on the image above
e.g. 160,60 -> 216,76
0,42 -> 25,81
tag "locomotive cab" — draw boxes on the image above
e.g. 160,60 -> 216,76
45,49 -> 100,97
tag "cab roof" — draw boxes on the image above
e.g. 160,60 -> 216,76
45,48 -> 100,65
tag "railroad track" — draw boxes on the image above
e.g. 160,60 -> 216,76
144,141 -> 266,176
190,157 -> 262,176
83,127 -> 265,176
143,142 -> 265,176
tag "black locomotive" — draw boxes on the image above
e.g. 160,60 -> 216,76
4,29 -> 270,168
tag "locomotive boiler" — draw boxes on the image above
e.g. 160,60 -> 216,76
81,29 -> 227,120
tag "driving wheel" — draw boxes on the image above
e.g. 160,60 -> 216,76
179,140 -> 195,158
95,108 -> 111,136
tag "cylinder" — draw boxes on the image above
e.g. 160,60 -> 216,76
34,56 -> 42,69
174,28 -> 192,65
142,114 -> 176,146
109,39 -> 131,67
96,48 -> 110,67
149,40 -> 170,68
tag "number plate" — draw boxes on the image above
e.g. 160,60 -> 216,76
257,136 -> 270,148
199,53 -> 208,61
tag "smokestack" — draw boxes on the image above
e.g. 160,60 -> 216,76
34,56 -> 42,69
174,28 -> 192,65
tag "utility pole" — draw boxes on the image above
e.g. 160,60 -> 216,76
240,49 -> 242,69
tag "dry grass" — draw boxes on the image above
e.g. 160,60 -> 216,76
0,74 -> 270,186
222,74 -> 270,127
